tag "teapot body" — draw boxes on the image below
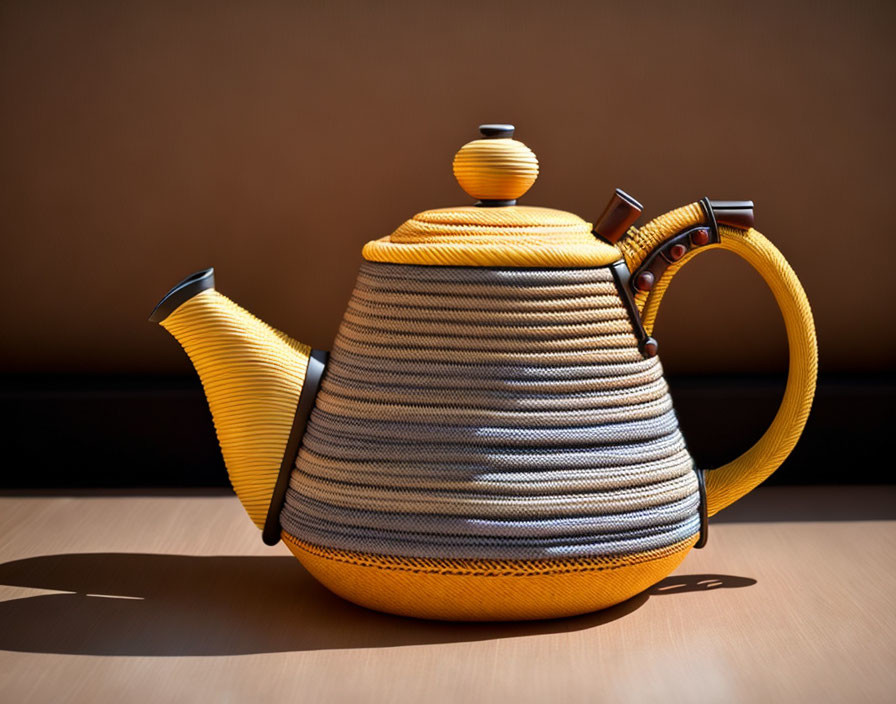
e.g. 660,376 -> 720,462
151,124 -> 817,621
279,259 -> 701,619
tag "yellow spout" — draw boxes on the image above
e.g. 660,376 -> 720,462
150,269 -> 312,528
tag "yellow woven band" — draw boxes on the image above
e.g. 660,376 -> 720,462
284,533 -> 696,577
282,533 -> 697,620
362,205 -> 621,267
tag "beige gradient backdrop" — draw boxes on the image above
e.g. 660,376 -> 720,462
1,0 -> 894,375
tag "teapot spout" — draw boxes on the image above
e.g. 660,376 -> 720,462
149,268 -> 314,529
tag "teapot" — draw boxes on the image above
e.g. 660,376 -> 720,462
149,125 -> 817,621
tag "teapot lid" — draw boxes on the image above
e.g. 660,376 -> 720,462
362,125 -> 621,268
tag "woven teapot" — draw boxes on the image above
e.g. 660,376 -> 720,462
150,124 -> 817,621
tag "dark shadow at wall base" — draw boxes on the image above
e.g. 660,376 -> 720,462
0,373 -> 892,489
708,484 -> 896,523
0,552 -> 754,656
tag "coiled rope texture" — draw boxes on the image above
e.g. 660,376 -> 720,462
282,262 -> 701,561
362,205 -> 620,268
161,290 -> 312,527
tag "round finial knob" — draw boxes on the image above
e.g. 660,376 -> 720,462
452,124 -> 539,205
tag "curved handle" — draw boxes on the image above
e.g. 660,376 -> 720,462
636,225 -> 818,516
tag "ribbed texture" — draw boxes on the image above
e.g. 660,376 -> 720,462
412,206 -> 584,228
161,289 -> 311,527
281,261 -> 700,560
619,202 -> 705,273
362,205 -> 620,268
452,138 -> 539,201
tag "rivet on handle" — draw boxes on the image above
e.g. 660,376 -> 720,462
634,271 -> 655,292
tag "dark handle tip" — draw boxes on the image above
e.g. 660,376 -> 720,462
479,124 -> 515,139
706,199 -> 755,230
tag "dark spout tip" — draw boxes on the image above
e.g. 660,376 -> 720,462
149,268 -> 215,323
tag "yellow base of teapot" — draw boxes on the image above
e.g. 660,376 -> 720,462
283,533 -> 696,621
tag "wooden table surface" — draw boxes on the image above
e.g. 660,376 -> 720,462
1,486 -> 894,703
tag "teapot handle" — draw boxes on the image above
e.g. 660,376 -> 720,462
621,202 -> 818,516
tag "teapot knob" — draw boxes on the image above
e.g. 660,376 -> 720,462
478,124 -> 516,138
452,124 -> 539,206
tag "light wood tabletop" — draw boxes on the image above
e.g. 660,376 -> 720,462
1,486 -> 893,704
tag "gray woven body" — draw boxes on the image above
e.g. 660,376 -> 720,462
281,261 -> 700,560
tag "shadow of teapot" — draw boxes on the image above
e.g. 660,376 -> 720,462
0,552 -> 755,656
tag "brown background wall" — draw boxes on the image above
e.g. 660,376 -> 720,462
2,0 -> 894,376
